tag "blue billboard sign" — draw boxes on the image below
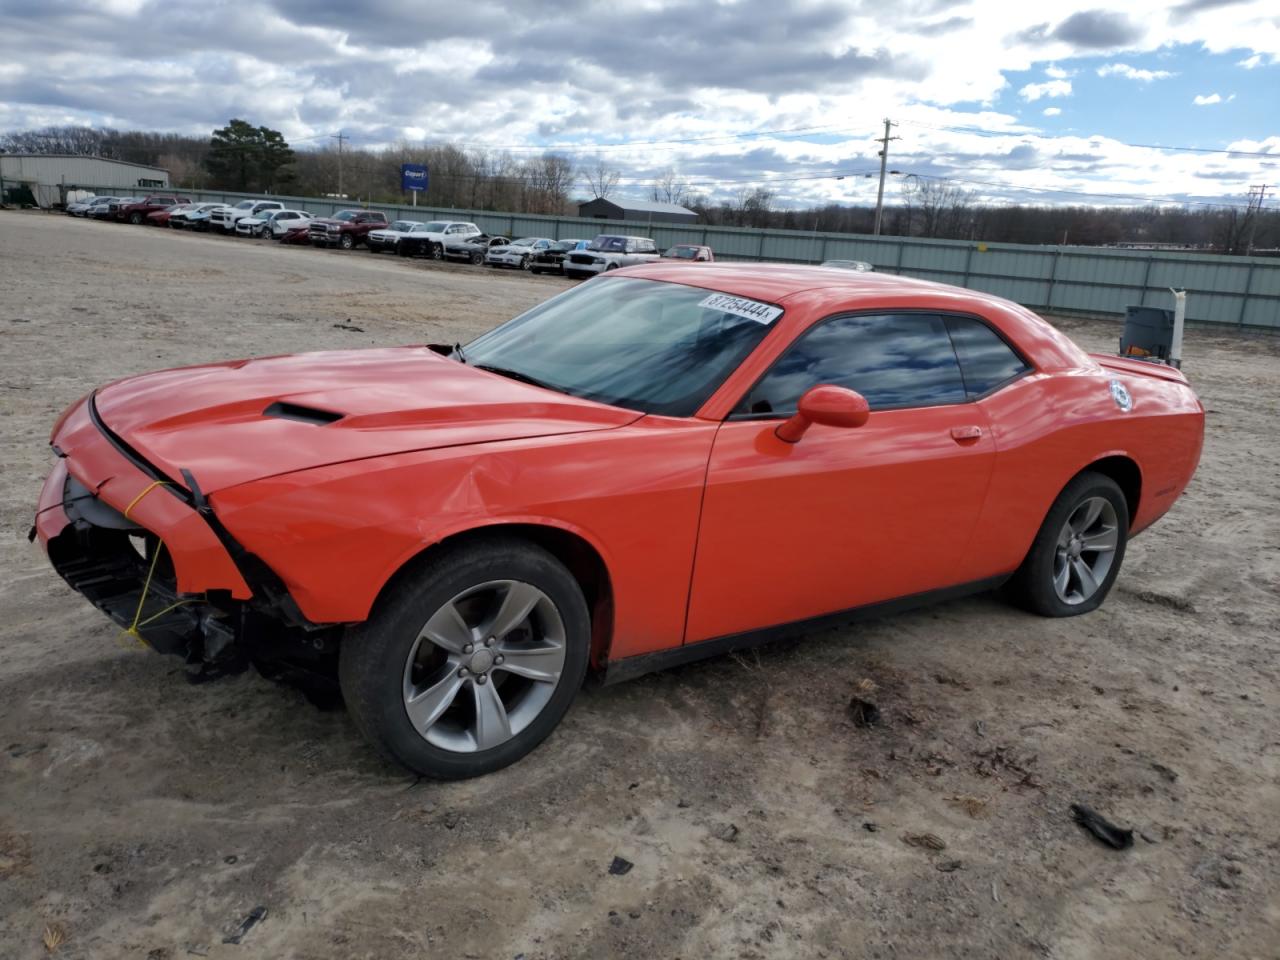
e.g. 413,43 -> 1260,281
401,163 -> 428,192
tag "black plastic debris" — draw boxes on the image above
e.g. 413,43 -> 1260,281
1070,804 -> 1134,850
222,906 -> 267,944
712,822 -> 740,843
608,856 -> 633,876
848,696 -> 881,727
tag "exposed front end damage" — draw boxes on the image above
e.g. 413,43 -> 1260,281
34,397 -> 342,693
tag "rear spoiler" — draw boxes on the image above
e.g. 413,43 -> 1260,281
1090,353 -> 1189,384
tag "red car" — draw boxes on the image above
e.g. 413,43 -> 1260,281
33,265 -> 1203,779
146,203 -> 198,227
116,194 -> 190,224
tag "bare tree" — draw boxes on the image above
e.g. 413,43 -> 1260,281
579,155 -> 621,200
524,153 -> 576,213
651,168 -> 690,206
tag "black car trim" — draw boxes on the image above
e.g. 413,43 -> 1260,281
601,573 -> 1010,685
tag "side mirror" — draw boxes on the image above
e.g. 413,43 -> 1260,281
775,385 -> 870,443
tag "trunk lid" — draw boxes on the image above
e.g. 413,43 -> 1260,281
92,346 -> 641,493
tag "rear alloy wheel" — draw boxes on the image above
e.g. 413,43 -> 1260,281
1005,471 -> 1128,617
339,234 -> 355,250
339,538 -> 590,779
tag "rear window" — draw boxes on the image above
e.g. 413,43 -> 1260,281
945,317 -> 1031,397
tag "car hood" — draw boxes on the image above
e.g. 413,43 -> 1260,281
91,346 -> 642,493
311,218 -> 358,228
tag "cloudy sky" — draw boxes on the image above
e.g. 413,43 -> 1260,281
0,0 -> 1277,208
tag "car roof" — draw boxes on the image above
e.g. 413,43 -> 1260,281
613,262 -> 1089,372
614,262 -> 955,304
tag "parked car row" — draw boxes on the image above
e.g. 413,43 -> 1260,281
66,194 -> 717,277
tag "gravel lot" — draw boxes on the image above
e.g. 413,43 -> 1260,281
1,211 -> 1277,960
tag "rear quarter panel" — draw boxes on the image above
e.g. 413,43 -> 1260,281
963,366 -> 1203,579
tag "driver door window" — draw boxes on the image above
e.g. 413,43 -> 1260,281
742,313 -> 968,416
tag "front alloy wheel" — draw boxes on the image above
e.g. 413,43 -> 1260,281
402,580 -> 566,753
339,234 -> 355,250
340,538 -> 590,779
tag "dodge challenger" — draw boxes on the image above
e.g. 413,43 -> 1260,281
32,264 -> 1204,779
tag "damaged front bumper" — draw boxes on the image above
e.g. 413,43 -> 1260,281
33,395 -> 339,677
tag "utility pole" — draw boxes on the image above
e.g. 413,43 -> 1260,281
873,118 -> 899,237
331,132 -> 348,198
1245,184 -> 1270,255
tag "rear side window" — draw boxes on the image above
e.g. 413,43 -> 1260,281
743,313 -> 967,415
945,316 -> 1030,398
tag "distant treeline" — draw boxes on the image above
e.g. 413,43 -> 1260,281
3,123 -> 1275,253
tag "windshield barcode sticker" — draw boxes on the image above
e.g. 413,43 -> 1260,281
698,293 -> 783,325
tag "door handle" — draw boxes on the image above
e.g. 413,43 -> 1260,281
950,425 -> 983,442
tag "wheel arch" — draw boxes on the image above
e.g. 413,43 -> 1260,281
365,522 -> 615,669
1081,453 -> 1142,528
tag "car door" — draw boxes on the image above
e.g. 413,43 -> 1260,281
684,312 -> 997,643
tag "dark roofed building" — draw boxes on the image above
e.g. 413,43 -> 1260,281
578,197 -> 697,224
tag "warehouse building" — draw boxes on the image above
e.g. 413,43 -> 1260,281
578,197 -> 697,224
0,154 -> 170,208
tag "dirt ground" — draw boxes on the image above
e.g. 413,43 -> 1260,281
1,211 -> 1277,960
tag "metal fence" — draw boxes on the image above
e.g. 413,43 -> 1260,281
87,186 -> 1280,330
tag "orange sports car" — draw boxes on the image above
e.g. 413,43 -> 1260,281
33,265 -> 1204,778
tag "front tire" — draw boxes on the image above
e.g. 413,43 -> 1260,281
431,242 -> 444,260
339,234 -> 355,250
129,212 -> 143,225
1005,471 -> 1128,617
339,538 -> 590,779
470,251 -> 484,265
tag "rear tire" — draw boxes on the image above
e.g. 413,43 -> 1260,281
1004,471 -> 1129,617
339,538 -> 590,779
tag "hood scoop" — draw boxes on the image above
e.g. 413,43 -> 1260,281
263,401 -> 344,426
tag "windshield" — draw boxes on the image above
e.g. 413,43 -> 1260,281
664,246 -> 697,259
234,200 -> 255,210
589,236 -> 627,252
423,221 -> 450,231
510,237 -> 538,247
333,210 -> 357,221
463,277 -> 780,417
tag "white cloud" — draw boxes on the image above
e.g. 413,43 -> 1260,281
1097,62 -> 1175,81
1018,79 -> 1073,101
0,0 -> 1278,209
1192,92 -> 1236,105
